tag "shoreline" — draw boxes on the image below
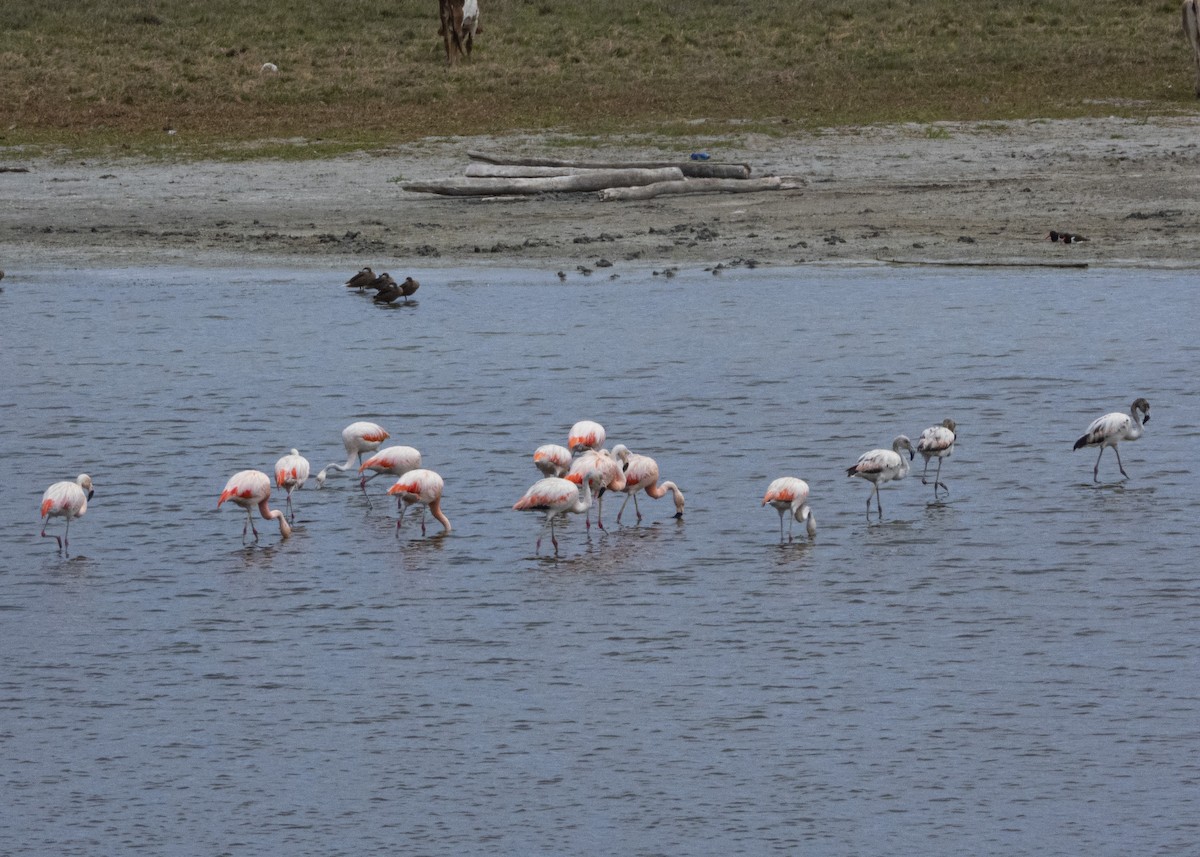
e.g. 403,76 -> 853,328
2,116 -> 1199,273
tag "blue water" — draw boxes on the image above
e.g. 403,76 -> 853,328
1,264 -> 1197,855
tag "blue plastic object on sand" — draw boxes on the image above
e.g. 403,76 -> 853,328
690,152 -> 710,160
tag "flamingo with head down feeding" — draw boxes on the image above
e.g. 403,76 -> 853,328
564,448 -> 626,530
274,449 -> 310,521
218,470 -> 292,543
358,445 -> 422,507
388,469 -> 451,536
316,421 -> 390,486
533,444 -> 572,478
847,435 -> 915,518
40,473 -> 94,554
762,477 -> 816,542
513,476 -> 594,554
567,420 -> 606,455
611,444 -> 685,524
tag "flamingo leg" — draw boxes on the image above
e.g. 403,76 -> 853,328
933,458 -> 948,496
550,516 -> 560,554
63,517 -> 72,554
777,509 -> 786,542
920,457 -> 931,484
1113,445 -> 1128,479
595,493 -> 605,531
633,493 -> 643,523
419,507 -> 428,537
872,483 -> 883,518
617,493 -> 632,525
1093,446 -> 1106,481
40,521 -> 64,552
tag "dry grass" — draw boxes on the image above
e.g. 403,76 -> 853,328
0,0 -> 1196,157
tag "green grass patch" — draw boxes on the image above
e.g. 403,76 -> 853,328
1,0 -> 1196,158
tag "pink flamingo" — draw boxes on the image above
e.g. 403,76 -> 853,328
1073,398 -> 1150,482
40,473 -> 94,554
218,470 -> 292,542
387,469 -> 451,536
847,435 -> 915,518
916,419 -> 957,497
512,476 -> 595,554
567,420 -> 606,455
316,421 -> 390,486
564,448 -> 626,530
358,445 -> 422,507
533,444 -> 572,477
274,449 -> 310,521
762,477 -> 817,542
611,444 -> 685,524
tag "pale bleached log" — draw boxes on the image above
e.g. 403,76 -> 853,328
465,163 -> 620,178
467,150 -> 751,179
597,176 -> 790,201
401,167 -> 684,196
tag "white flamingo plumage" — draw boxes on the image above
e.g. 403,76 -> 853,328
40,473 -> 94,554
533,444 -> 572,478
512,476 -> 595,554
358,445 -> 422,507
847,435 -> 915,517
916,418 -> 956,497
387,469 -> 451,536
1073,397 -> 1150,482
564,448 -> 626,530
612,444 -> 685,524
274,449 -> 310,521
762,477 -> 816,542
218,469 -> 292,542
316,421 -> 390,486
567,420 -> 606,455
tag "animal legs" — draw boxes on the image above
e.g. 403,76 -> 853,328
1113,445 -> 1128,479
40,520 -> 64,552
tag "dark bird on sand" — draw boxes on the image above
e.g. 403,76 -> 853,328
398,276 -> 419,303
372,274 -> 401,304
345,267 -> 376,291
1047,230 -> 1089,244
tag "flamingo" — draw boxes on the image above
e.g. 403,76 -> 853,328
316,421 -> 390,486
40,473 -> 94,554
358,445 -> 422,507
567,420 -> 606,455
218,470 -> 292,543
916,418 -> 957,497
762,477 -> 816,542
273,449 -> 311,521
533,444 -> 572,478
847,435 -> 915,518
345,267 -> 376,291
512,476 -> 595,554
387,469 -> 451,536
611,444 -> 685,524
1073,397 -> 1150,482
564,448 -> 626,530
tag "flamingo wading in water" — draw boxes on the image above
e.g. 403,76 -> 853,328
218,470 -> 292,543
567,420 -> 606,455
533,444 -> 572,478
762,477 -> 816,542
916,418 -> 956,497
565,448 -> 626,530
387,469 -> 451,536
847,435 -> 915,518
513,476 -> 595,554
40,473 -> 94,554
316,421 -> 390,486
1073,398 -> 1150,482
612,444 -> 685,524
274,449 -> 310,521
358,445 -> 422,507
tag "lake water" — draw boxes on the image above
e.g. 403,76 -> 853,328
1,263 -> 1197,856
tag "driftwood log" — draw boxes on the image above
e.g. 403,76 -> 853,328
465,163 -> 637,178
467,150 -> 751,180
598,176 -> 793,201
401,167 -> 685,196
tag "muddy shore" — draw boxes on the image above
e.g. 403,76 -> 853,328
2,116 -> 1198,274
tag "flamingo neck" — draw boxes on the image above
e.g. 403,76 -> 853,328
573,480 -> 594,513
430,499 -> 452,534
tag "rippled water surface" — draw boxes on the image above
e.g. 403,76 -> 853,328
2,264 -> 1198,855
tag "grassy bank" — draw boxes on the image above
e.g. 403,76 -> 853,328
1,0 -> 1196,157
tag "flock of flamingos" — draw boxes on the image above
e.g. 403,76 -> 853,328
38,398 -> 1150,557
